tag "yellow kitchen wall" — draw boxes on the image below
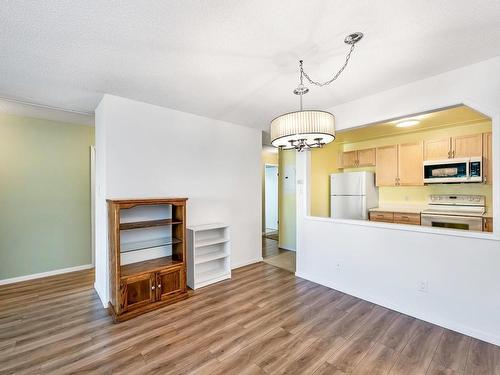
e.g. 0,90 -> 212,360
310,140 -> 342,217
311,120 -> 492,217
261,148 -> 278,232
278,149 -> 296,250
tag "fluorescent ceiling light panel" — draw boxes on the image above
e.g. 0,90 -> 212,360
396,120 -> 420,128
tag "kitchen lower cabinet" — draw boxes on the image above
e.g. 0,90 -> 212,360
393,212 -> 421,225
369,211 -> 394,222
484,218 -> 493,232
370,211 -> 421,226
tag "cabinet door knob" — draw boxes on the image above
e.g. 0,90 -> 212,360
158,284 -> 162,288
151,286 -> 155,290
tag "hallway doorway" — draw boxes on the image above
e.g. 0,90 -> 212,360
264,164 -> 278,236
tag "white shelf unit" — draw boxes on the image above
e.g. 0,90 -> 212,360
187,223 -> 231,289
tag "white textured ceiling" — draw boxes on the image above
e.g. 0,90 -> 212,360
1,1 -> 500,129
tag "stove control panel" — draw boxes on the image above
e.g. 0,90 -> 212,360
429,195 -> 485,206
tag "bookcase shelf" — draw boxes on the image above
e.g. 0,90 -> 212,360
121,256 -> 183,278
187,223 -> 231,289
120,218 -> 182,230
107,198 -> 188,322
120,237 -> 181,253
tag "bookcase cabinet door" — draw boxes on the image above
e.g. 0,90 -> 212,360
156,267 -> 185,301
120,273 -> 155,312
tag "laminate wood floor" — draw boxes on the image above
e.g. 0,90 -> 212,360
1,263 -> 499,374
262,236 -> 287,258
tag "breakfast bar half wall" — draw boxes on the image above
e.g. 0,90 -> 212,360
295,56 -> 500,346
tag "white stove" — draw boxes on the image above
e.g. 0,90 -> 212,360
421,195 -> 485,231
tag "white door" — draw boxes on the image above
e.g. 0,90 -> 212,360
331,195 -> 366,220
265,165 -> 278,231
331,172 -> 366,196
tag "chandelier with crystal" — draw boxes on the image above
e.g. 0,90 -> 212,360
270,32 -> 364,151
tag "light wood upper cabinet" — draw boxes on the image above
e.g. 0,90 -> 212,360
376,142 -> 423,186
453,133 -> 482,158
424,133 -> 483,160
398,142 -> 424,186
483,132 -> 492,184
342,148 -> 376,168
424,138 -> 451,160
376,145 -> 398,186
357,148 -> 376,167
342,151 -> 358,168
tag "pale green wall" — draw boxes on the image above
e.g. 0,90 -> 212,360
0,114 -> 94,279
278,149 -> 296,251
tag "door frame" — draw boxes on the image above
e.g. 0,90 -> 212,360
264,163 -> 279,232
90,145 -> 96,266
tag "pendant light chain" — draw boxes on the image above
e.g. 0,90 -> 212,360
300,43 -> 356,87
270,32 -> 363,151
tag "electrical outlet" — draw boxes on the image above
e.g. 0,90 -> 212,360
336,263 -> 341,272
418,280 -> 429,293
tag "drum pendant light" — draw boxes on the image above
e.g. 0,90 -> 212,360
270,32 -> 363,151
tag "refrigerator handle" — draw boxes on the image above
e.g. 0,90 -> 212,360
361,195 -> 367,220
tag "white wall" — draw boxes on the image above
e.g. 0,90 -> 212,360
94,94 -> 262,306
297,56 -> 500,345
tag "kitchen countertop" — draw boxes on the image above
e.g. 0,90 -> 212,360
370,205 -> 493,218
369,205 -> 427,214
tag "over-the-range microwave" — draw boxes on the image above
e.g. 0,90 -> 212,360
423,157 -> 482,184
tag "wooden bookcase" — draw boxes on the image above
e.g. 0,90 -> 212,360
107,198 -> 188,322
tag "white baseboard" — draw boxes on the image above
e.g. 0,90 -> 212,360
0,264 -> 94,285
279,244 -> 296,252
232,257 -> 263,270
295,271 -> 500,347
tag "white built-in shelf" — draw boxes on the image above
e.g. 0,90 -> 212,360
120,236 -> 181,253
196,266 -> 228,285
195,250 -> 229,265
195,237 -> 229,248
187,223 -> 231,289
